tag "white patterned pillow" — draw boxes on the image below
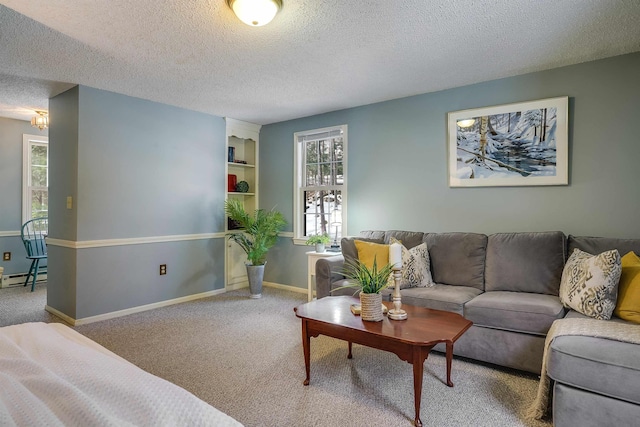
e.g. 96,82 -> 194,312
559,248 -> 622,320
390,237 -> 435,289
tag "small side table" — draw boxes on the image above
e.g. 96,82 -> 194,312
306,251 -> 341,302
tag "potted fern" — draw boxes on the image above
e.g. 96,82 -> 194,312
305,233 -> 331,253
339,257 -> 394,321
224,199 -> 287,298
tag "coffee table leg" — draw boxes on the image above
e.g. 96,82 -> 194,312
348,341 -> 353,359
302,320 -> 311,386
446,341 -> 454,387
412,347 -> 424,427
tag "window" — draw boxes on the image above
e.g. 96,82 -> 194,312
293,125 -> 347,244
22,134 -> 49,223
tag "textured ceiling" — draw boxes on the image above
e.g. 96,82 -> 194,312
0,0 -> 639,124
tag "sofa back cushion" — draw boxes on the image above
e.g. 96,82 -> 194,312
358,230 -> 386,241
424,232 -> 487,290
485,231 -> 566,295
568,235 -> 640,258
383,230 -> 425,249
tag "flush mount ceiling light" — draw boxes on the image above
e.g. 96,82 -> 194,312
31,110 -> 49,130
226,0 -> 282,27
456,118 -> 476,128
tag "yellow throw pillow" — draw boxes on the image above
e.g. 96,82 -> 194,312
614,251 -> 640,323
354,240 -> 389,270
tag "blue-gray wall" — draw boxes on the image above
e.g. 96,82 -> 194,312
5,53 -> 639,311
48,85 -> 226,319
260,52 -> 640,291
0,116 -> 48,275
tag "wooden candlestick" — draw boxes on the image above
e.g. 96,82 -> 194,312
388,267 -> 407,320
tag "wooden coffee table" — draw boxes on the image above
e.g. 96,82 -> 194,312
294,296 -> 472,427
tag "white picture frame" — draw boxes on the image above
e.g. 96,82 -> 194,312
447,96 -> 569,187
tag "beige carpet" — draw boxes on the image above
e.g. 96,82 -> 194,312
1,284 -> 551,427
0,281 -> 62,327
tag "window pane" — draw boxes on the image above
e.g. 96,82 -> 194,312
305,141 -> 317,163
303,189 -> 342,238
31,165 -> 47,187
31,145 -> 48,166
31,189 -> 48,219
31,144 -> 48,187
319,140 -> 331,163
333,139 -> 343,162
318,163 -> 330,185
305,164 -> 318,186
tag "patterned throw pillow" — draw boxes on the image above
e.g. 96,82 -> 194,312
390,237 -> 435,289
559,248 -> 622,320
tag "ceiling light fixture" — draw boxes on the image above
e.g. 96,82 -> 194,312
226,0 -> 282,27
31,110 -> 49,130
456,119 -> 476,128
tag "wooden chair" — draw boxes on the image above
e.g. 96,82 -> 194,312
20,217 -> 48,292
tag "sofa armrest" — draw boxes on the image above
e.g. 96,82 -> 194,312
315,255 -> 346,299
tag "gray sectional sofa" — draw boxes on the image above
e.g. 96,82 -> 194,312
315,230 -> 640,426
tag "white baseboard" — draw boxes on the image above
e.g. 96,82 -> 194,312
44,282 -> 306,326
225,281 -> 306,295
46,288 -> 227,326
225,281 -> 248,291
263,281 -> 307,295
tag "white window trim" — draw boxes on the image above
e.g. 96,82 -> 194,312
293,124 -> 348,245
22,134 -> 49,224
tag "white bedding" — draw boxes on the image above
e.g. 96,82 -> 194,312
0,322 -> 243,427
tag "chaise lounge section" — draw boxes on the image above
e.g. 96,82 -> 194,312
547,236 -> 640,427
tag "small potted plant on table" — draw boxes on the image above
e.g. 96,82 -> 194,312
338,257 -> 393,321
305,233 -> 331,253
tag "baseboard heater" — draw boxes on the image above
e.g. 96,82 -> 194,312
0,271 -> 47,288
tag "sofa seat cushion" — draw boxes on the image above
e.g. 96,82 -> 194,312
400,284 -> 482,315
548,335 -> 640,405
464,291 -> 565,335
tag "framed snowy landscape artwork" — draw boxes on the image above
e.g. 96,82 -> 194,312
447,97 -> 568,187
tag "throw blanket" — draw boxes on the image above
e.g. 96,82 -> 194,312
526,317 -> 640,420
0,322 -> 243,427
